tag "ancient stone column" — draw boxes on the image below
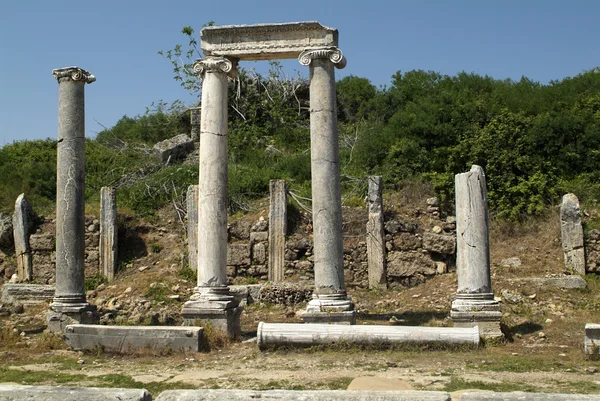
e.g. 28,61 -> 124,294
298,48 -> 355,324
366,176 -> 387,289
99,187 -> 117,281
13,194 -> 33,282
268,180 -> 287,282
182,57 -> 241,336
560,193 -> 585,275
47,67 -> 97,333
451,165 -> 501,338
186,184 -> 199,273
190,107 -> 201,142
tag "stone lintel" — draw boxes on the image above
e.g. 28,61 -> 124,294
64,324 -> 203,353
201,21 -> 338,61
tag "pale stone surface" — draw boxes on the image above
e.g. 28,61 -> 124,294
300,47 -> 354,323
584,323 -> 600,355
257,322 -> 479,349
190,107 -> 201,141
156,389 -> 451,401
99,187 -> 117,281
64,324 -> 203,353
252,243 -> 266,265
0,284 -> 54,304
560,193 -> 586,275
182,58 -> 239,336
0,385 -> 151,401
524,276 -> 586,289
347,377 -> 413,391
422,232 -> 456,255
186,185 -> 199,273
268,180 -> 287,282
13,194 -> 33,281
48,66 -> 97,332
460,392 -> 600,400
250,231 -> 268,243
367,176 -> 386,289
201,21 -> 339,61
228,243 -> 251,266
451,165 -> 501,338
153,134 -> 194,163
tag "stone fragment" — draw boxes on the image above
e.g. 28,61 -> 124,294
366,176 -> 386,289
29,234 -> 54,250
100,187 -> 117,281
392,233 -> 422,251
13,194 -> 34,281
190,106 -> 201,141
560,193 -> 586,275
268,180 -> 286,282
1,284 -> 55,304
0,385 -> 151,401
426,197 -> 439,207
0,212 -> 13,249
227,243 -> 251,266
250,231 -> 268,243
501,290 -> 523,304
252,243 -> 266,265
387,252 -> 436,277
501,257 -> 522,268
153,134 -> 194,163
252,219 -> 268,232
527,276 -> 586,289
422,232 -> 456,255
186,185 -> 199,272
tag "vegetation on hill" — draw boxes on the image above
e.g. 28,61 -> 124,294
0,26 -> 599,220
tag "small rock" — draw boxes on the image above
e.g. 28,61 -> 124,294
559,353 -> 566,357
528,294 -> 536,299
538,332 -> 546,338
12,304 -> 24,314
77,359 -> 85,365
96,284 -> 106,291
412,294 -> 421,298
501,257 -> 522,268
545,318 -> 553,324
138,266 -> 150,272
432,226 -> 443,234
123,287 -> 132,294
586,367 -> 599,373
168,295 -> 181,300
502,289 -> 522,304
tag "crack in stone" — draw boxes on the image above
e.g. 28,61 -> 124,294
201,131 -> 226,137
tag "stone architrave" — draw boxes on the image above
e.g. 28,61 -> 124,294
47,67 -> 97,333
451,165 -> 502,338
268,180 -> 287,282
181,57 -> 241,337
13,194 -> 33,281
99,187 -> 117,281
560,193 -> 585,275
366,176 -> 386,289
186,185 -> 199,273
298,47 -> 355,324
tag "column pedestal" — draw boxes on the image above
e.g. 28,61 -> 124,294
182,287 -> 241,337
302,294 -> 356,325
47,302 -> 97,333
451,294 -> 502,338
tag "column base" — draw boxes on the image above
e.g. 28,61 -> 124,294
301,294 -> 356,325
47,302 -> 97,333
181,286 -> 242,337
451,293 -> 502,339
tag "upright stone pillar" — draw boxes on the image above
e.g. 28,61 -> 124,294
451,165 -> 502,338
187,184 -> 199,273
560,193 -> 586,275
268,180 -> 287,282
182,57 -> 241,336
13,194 -> 33,282
190,107 -> 201,142
366,176 -> 387,289
298,48 -> 355,324
47,66 -> 97,333
99,187 -> 117,281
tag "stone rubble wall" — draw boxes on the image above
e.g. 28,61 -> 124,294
584,229 -> 600,274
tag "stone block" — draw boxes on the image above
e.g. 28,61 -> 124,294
422,232 -> 456,255
156,389 -> 451,400
252,243 -> 266,264
0,385 -> 151,401
528,276 -> 586,289
250,231 -> 268,243
460,391 -> 600,400
585,323 -> 600,355
153,134 -> 194,163
227,243 -> 251,266
0,212 -> 13,249
392,232 -> 422,251
64,324 -> 203,353
561,193 -> 586,275
387,251 -> 436,277
201,22 -> 339,61
0,283 -> 54,304
29,234 -> 54,251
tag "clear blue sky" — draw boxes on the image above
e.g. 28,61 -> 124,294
1,0 -> 598,144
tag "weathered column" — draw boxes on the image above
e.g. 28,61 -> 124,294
186,184 -> 199,273
99,187 -> 117,281
451,165 -> 501,338
190,107 -> 201,142
298,48 -> 355,324
268,180 -> 287,282
47,66 -> 97,332
560,193 -> 586,275
13,194 -> 33,282
367,176 -> 387,289
182,57 -> 241,336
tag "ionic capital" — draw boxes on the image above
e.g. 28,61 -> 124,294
52,67 -> 96,84
192,57 -> 238,78
298,47 -> 347,69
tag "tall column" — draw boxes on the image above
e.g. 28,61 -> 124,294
560,193 -> 585,275
298,48 -> 355,324
182,57 -> 241,336
47,66 -> 97,333
13,194 -> 33,282
268,180 -> 287,282
451,165 -> 502,338
99,186 -> 117,281
186,184 -> 199,273
367,176 -> 387,289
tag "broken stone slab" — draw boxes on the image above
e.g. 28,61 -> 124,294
155,389 -> 451,401
459,391 -> 600,400
0,284 -> 54,304
0,385 -> 151,401
560,193 -> 586,275
257,322 -> 479,350
585,323 -> 600,355
201,22 -> 339,61
13,194 -> 34,281
525,276 -> 586,289
153,134 -> 195,163
64,324 -> 203,353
